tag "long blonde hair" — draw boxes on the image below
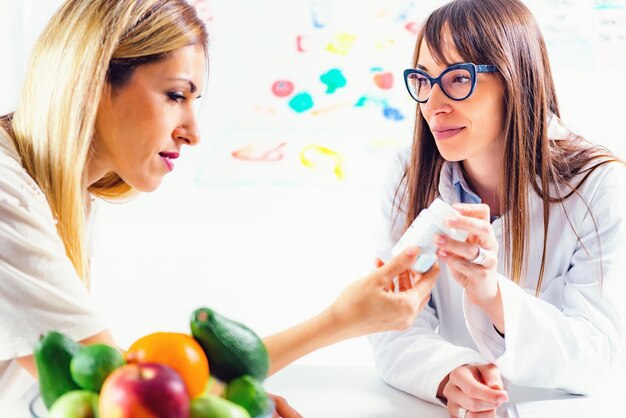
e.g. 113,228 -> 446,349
1,0 -> 208,284
399,0 -> 621,294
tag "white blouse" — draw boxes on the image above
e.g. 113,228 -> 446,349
0,128 -> 106,405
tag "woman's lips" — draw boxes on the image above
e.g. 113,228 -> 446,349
432,127 -> 465,140
158,152 -> 179,171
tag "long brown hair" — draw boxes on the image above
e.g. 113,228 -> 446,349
399,0 -> 620,294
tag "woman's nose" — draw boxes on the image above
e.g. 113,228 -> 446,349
173,116 -> 200,146
423,83 -> 452,116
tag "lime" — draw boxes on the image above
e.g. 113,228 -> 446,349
225,375 -> 271,418
190,395 -> 251,418
70,344 -> 125,392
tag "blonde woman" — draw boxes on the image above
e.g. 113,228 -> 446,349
0,0 -> 438,412
370,0 -> 626,417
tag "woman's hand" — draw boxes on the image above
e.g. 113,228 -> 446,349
269,393 -> 302,418
328,247 -> 439,340
439,363 -> 508,418
263,247 -> 438,375
434,203 -> 503,331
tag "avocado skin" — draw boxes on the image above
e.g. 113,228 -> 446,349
190,307 -> 269,383
34,331 -> 82,409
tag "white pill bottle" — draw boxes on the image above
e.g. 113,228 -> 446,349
391,198 -> 468,273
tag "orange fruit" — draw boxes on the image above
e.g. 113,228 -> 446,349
126,332 -> 209,398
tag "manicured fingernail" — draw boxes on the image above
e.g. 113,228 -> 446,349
435,235 -> 446,245
405,246 -> 419,256
439,250 -> 448,257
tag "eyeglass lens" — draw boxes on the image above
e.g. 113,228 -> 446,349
407,68 -> 473,102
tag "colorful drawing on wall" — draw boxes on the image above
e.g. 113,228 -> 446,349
232,142 -> 286,162
310,1 -> 332,29
320,68 -> 347,94
300,145 -> 345,181
288,92 -> 314,113
193,0 -> 430,188
325,31 -> 357,55
372,70 -> 394,89
271,80 -> 295,97
355,95 -> 405,121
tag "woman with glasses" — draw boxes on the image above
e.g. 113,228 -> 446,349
370,1 -> 626,417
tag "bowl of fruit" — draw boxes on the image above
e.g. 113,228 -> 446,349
30,307 -> 274,418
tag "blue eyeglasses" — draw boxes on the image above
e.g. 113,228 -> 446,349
404,63 -> 498,103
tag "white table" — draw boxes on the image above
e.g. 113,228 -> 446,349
265,364 -> 447,418
5,364 -> 622,417
264,364 -> 623,418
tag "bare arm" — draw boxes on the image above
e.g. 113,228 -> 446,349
264,248 -> 438,376
15,329 -> 117,378
264,309 -> 353,376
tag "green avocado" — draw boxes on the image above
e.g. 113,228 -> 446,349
190,307 -> 269,383
34,331 -> 82,409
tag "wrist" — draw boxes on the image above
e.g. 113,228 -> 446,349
470,283 -> 505,332
467,277 -> 499,311
437,373 -> 450,403
318,308 -> 351,344
326,293 -> 365,341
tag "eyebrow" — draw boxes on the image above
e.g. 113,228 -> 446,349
416,61 -> 465,72
168,77 -> 197,93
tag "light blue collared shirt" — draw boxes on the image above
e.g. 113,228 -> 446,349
451,162 -> 500,222
451,162 -> 482,205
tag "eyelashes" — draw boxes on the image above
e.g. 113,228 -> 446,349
167,92 -> 203,105
167,92 -> 186,103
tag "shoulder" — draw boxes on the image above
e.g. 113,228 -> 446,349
0,129 -> 58,240
380,146 -> 411,209
390,145 -> 412,171
577,160 -> 626,203
382,146 -> 411,192
561,161 -> 626,228
378,147 -> 413,235
0,129 -> 50,213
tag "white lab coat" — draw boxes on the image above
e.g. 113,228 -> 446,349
369,147 -> 626,405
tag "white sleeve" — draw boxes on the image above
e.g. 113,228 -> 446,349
369,306 -> 488,404
369,149 -> 487,404
0,165 -> 106,360
464,164 -> 626,394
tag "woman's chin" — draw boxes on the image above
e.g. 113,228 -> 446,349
126,176 -> 162,193
436,148 -> 467,162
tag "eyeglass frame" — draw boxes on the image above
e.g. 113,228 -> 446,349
403,63 -> 499,103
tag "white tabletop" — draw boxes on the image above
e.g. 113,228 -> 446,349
4,364 -> 622,418
265,364 -> 447,418
264,364 -> 624,418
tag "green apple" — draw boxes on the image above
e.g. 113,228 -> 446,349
191,395 -> 251,418
49,390 -> 99,418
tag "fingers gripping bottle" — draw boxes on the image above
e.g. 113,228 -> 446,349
391,198 -> 468,273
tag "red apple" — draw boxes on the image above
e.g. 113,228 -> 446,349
99,362 -> 189,418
